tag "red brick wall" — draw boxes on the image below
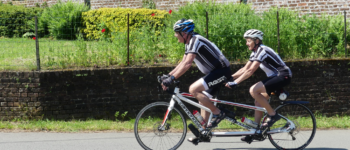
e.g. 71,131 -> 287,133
88,0 -> 242,10
250,0 -> 350,17
2,0 -> 84,7
90,0 -> 142,9
4,0 -> 349,17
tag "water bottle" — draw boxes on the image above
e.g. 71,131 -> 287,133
241,117 -> 258,128
193,110 -> 206,126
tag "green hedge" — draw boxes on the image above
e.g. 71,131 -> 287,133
0,4 -> 43,38
37,1 -> 89,39
82,8 -> 168,40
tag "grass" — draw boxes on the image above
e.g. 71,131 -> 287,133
0,119 -> 135,132
0,37 -> 129,71
0,114 -> 349,132
0,37 -> 348,71
0,36 -> 174,71
1,2 -> 350,71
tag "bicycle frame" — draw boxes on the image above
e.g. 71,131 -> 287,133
161,86 -> 297,137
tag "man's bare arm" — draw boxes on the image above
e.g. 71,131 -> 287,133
169,54 -> 187,76
234,61 -> 260,84
171,53 -> 196,79
231,61 -> 253,79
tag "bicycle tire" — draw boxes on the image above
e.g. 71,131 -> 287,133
267,103 -> 316,150
134,102 -> 187,150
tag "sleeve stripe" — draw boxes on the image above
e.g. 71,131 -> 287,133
189,36 -> 197,50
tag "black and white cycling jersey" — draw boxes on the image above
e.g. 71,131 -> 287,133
249,44 -> 292,77
185,34 -> 230,74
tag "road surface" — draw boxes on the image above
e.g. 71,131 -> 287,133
0,129 -> 348,150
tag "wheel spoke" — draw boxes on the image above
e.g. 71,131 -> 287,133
268,103 -> 316,150
134,102 -> 187,150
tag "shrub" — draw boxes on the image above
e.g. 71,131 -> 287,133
268,8 -> 347,58
82,8 -> 168,40
0,4 -> 43,38
142,0 -> 156,9
159,2 -> 260,61
157,2 -> 350,61
38,0 -> 89,39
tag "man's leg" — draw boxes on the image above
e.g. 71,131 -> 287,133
251,82 -> 270,124
249,82 -> 275,116
198,101 -> 210,124
242,83 -> 271,142
189,79 -> 221,123
254,93 -> 269,124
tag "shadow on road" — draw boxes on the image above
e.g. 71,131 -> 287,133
213,148 -> 348,150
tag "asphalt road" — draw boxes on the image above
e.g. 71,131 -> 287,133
0,129 -> 348,150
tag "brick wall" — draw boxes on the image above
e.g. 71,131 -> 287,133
2,0 -> 85,7
3,0 -> 349,18
1,59 -> 350,120
90,0 -> 141,9
250,0 -> 350,17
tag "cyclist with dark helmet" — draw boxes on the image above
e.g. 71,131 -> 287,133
226,29 -> 292,142
160,19 -> 232,139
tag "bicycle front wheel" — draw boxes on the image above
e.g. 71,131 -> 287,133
268,103 -> 316,150
134,102 -> 187,150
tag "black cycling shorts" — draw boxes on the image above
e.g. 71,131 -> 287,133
262,75 -> 291,96
201,67 -> 232,98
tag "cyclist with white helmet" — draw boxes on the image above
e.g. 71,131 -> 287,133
226,29 -> 292,142
160,19 -> 232,136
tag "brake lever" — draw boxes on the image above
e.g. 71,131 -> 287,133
157,82 -> 174,94
157,76 -> 178,94
157,76 -> 162,83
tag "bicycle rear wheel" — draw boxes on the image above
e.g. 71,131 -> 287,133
268,103 -> 316,150
134,102 -> 187,150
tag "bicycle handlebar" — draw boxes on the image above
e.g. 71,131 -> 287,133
157,75 -> 180,94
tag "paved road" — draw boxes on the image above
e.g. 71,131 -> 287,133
0,130 -> 348,150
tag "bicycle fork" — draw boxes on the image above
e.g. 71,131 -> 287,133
159,99 -> 176,130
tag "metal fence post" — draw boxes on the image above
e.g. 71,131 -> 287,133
345,10 -> 347,57
127,13 -> 130,66
35,16 -> 41,71
277,11 -> 280,55
206,11 -> 209,39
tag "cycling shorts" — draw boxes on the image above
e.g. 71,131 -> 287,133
200,67 -> 232,98
262,75 -> 291,96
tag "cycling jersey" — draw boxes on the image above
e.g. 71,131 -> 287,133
185,33 -> 230,74
249,44 -> 292,77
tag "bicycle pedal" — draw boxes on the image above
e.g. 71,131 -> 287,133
244,136 -> 253,144
187,137 -> 200,145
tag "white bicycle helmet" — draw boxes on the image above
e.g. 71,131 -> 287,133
243,29 -> 263,40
